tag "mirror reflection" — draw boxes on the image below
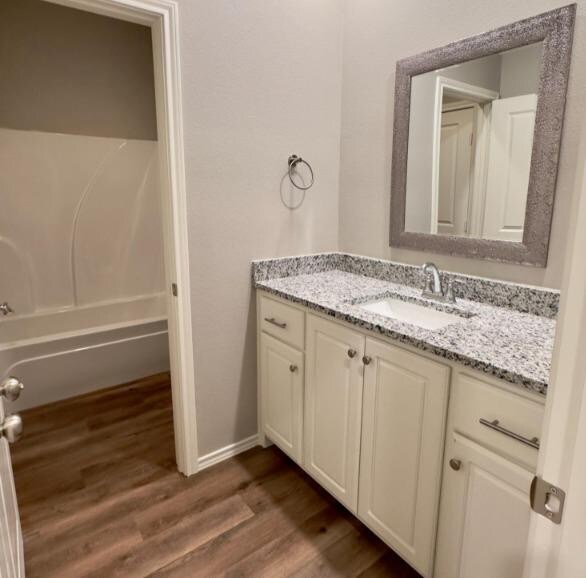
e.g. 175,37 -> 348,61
405,42 -> 542,241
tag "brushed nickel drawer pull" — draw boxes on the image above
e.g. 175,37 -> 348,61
479,418 -> 540,450
264,317 -> 287,329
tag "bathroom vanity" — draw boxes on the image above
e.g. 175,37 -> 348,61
253,253 -> 555,578
251,8 -> 575,574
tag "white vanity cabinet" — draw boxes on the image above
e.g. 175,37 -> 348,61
256,291 -> 546,578
259,333 -> 304,463
358,337 -> 450,576
304,314 -> 366,511
435,433 -> 534,578
258,293 -> 451,576
434,372 -> 544,578
304,315 -> 450,575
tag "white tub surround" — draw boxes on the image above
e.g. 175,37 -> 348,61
0,294 -> 165,345
0,128 -> 165,315
0,129 -> 170,411
0,295 -> 169,411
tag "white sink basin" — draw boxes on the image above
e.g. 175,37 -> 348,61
359,298 -> 465,330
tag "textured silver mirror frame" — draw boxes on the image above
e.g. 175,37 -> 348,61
389,4 -> 576,267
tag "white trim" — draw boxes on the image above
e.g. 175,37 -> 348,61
430,76 -> 498,235
197,435 -> 260,471
42,0 -> 199,476
436,76 -> 500,105
523,113 -> 586,577
441,100 -> 476,112
468,102 -> 492,237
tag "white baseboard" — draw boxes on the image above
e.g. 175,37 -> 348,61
197,434 -> 259,471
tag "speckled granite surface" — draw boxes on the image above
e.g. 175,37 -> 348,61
253,253 -> 560,318
253,254 -> 558,394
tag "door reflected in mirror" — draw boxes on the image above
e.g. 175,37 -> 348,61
405,42 -> 542,241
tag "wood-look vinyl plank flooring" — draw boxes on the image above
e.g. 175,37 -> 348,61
12,372 -> 421,577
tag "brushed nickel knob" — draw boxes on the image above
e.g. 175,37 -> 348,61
0,377 -> 24,402
347,349 -> 357,358
449,458 -> 462,471
362,356 -> 372,365
1,414 -> 23,444
289,364 -> 298,373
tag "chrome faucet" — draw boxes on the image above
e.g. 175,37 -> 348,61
0,302 -> 14,316
421,263 -> 456,303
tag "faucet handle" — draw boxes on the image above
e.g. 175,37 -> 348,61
444,279 -> 456,303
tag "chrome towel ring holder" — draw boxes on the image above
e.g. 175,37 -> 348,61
287,154 -> 314,190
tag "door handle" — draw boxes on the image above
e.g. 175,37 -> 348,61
0,414 -> 23,444
0,377 -> 24,402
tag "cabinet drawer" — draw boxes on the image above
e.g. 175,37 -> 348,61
451,372 -> 544,470
259,294 -> 305,349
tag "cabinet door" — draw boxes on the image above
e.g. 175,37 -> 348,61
358,338 -> 450,577
304,315 -> 365,512
434,432 -> 534,578
260,333 -> 304,463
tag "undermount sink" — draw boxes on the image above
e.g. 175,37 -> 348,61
359,297 -> 466,330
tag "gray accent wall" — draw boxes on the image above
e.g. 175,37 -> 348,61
0,0 -> 157,140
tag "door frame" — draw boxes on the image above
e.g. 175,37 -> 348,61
430,76 -> 498,234
522,107 -> 586,575
434,105 -> 476,237
43,0 -> 199,476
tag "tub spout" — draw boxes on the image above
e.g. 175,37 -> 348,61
0,302 -> 14,316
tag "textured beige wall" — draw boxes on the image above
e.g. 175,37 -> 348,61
339,0 -> 586,288
176,0 -> 343,455
0,0 -> 157,140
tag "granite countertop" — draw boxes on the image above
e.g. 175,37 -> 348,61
253,254 -> 558,395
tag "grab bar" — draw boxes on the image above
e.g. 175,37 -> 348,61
264,317 -> 287,329
479,418 -> 540,450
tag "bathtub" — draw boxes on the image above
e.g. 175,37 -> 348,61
0,294 -> 170,411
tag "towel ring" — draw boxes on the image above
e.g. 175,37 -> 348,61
288,155 -> 314,191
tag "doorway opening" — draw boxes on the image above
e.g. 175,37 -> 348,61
0,0 -> 197,475
431,66 -> 538,241
1,1 -> 198,572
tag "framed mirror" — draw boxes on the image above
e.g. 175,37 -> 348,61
390,5 -> 576,266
